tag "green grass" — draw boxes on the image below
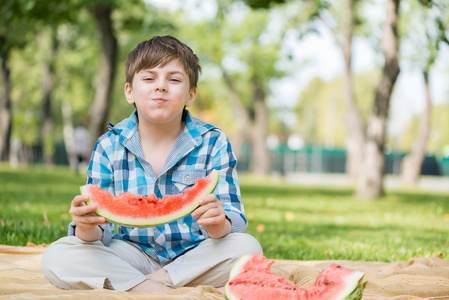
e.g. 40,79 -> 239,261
1,165 -> 448,262
0,165 -> 85,246
240,177 -> 449,262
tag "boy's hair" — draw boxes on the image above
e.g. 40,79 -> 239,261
125,36 -> 201,89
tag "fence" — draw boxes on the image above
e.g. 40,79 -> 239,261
237,144 -> 446,176
11,141 -> 449,176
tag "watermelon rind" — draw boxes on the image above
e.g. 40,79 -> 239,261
345,280 -> 367,300
225,254 -> 249,300
228,253 -> 252,280
225,253 -> 267,300
81,169 -> 220,227
332,269 -> 365,300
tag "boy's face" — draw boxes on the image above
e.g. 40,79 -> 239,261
124,59 -> 196,127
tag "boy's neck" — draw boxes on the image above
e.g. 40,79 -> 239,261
137,118 -> 185,144
136,116 -> 185,177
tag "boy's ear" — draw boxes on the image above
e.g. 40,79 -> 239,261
124,82 -> 135,104
185,87 -> 197,107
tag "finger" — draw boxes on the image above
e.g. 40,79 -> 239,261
197,213 -> 226,226
70,203 -> 98,218
72,195 -> 89,207
75,216 -> 107,227
198,194 -> 218,205
195,207 -> 224,221
192,202 -> 220,218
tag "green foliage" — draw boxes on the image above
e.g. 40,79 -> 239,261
294,70 -> 378,147
242,0 -> 289,9
2,0 -> 448,166
393,100 -> 449,156
430,102 -> 449,154
191,5 -> 285,113
1,166 -> 448,262
3,0 -> 178,154
400,0 -> 447,67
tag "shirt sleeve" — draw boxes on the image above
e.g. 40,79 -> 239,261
209,131 -> 247,233
67,135 -> 116,246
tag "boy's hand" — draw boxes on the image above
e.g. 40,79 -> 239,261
69,195 -> 108,242
191,194 -> 232,239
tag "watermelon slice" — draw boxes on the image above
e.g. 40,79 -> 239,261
225,253 -> 367,300
80,169 -> 219,227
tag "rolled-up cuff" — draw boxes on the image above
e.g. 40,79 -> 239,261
67,221 -> 113,246
199,225 -> 210,239
224,211 -> 247,233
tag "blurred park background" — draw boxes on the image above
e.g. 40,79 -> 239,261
2,0 -> 449,261
1,0 -> 449,200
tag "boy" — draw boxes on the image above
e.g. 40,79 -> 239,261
41,36 -> 262,292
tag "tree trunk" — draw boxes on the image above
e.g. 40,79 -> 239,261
341,0 -> 365,183
41,28 -> 58,165
250,80 -> 270,176
89,2 -> 117,144
356,0 -> 400,199
62,101 -> 77,170
400,70 -> 432,186
222,71 -> 251,159
222,71 -> 270,175
0,42 -> 12,162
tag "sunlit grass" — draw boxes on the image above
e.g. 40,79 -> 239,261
0,165 -> 85,246
240,176 -> 449,262
1,165 -> 448,262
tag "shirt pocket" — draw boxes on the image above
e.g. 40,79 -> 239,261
172,169 -> 207,193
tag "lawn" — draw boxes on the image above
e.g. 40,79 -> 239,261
1,165 -> 448,262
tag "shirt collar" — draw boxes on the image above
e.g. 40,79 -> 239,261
107,110 -> 217,175
108,110 -> 144,160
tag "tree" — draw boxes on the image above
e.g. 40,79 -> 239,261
2,0 -> 171,167
400,68 -> 432,186
0,0 -> 29,161
400,0 -> 449,186
0,35 -> 12,162
221,0 -> 326,175
180,3 -> 286,175
1,0 -> 78,164
320,0 -> 366,182
88,1 -> 118,144
217,9 -> 285,175
356,0 -> 401,199
40,27 -> 59,165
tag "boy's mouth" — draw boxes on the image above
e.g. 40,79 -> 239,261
152,98 -> 167,103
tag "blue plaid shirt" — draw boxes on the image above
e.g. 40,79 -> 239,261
70,110 -> 247,263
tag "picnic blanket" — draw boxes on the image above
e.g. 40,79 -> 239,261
2,244 -> 449,299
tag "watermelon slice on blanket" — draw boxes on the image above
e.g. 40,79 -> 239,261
225,253 -> 367,300
80,169 -> 219,227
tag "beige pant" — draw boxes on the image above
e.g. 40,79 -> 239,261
41,233 -> 262,291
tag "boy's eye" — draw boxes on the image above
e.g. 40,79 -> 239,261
143,77 -> 154,81
170,78 -> 181,82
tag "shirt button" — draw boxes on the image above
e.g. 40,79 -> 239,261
184,175 -> 190,182
159,246 -> 163,252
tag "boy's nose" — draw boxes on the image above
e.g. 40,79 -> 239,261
155,82 -> 168,92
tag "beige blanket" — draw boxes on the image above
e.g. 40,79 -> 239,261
1,244 -> 449,299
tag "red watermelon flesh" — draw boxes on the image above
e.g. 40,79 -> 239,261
225,253 -> 366,300
81,169 -> 219,227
